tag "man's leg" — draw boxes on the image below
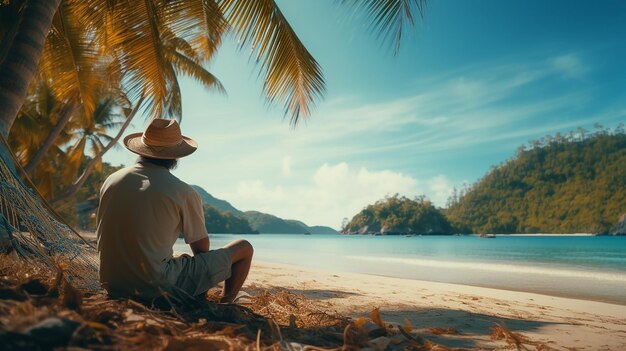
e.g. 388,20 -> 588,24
220,240 -> 253,303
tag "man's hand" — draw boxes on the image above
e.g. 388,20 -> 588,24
189,237 -> 209,255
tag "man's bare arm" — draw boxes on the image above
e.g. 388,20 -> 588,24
189,237 -> 209,255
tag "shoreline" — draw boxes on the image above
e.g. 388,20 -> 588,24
247,260 -> 626,350
489,233 -> 595,236
249,260 -> 626,318
339,233 -> 597,236
179,233 -> 626,305
363,271 -> 626,306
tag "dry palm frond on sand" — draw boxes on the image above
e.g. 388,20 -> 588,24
0,254 -> 551,350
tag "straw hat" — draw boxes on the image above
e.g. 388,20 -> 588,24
123,119 -> 197,159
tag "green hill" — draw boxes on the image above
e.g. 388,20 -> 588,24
342,195 -> 454,235
242,211 -> 339,234
203,205 -> 258,234
191,185 -> 244,216
242,211 -> 306,234
308,225 -> 340,234
445,127 -> 625,234
283,219 -> 338,234
191,186 -> 338,234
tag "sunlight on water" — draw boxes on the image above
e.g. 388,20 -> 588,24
345,255 -> 626,282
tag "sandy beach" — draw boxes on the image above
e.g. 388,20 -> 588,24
78,232 -> 626,349
245,261 -> 626,350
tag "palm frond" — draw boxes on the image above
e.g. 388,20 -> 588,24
165,46 -> 225,94
88,135 -> 108,156
63,136 -> 86,181
105,0 -> 174,119
160,0 -> 227,62
167,36 -> 201,62
41,1 -> 103,119
94,133 -> 115,144
92,97 -> 123,128
69,0 -> 108,29
33,83 -> 58,121
220,0 -> 325,125
341,0 -> 426,54
10,82 -> 65,165
165,68 -> 183,119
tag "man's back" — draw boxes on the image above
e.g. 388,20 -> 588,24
96,160 -> 207,298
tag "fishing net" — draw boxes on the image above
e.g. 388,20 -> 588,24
0,135 -> 99,291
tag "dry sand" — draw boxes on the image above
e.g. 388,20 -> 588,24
246,261 -> 626,350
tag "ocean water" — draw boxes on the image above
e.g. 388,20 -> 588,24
174,234 -> 626,304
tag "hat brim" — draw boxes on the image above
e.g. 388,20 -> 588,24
123,133 -> 197,159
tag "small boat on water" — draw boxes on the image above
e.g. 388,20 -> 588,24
479,233 -> 496,238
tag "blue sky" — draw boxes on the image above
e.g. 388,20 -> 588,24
105,0 -> 626,228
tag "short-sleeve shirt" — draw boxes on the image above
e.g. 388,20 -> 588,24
96,160 -> 208,297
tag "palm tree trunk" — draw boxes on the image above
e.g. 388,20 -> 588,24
50,97 -> 144,205
0,0 -> 61,138
23,99 -> 78,175
0,0 -> 61,249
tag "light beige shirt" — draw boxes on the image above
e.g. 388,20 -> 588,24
96,161 -> 207,297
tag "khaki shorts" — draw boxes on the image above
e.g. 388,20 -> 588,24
165,248 -> 233,297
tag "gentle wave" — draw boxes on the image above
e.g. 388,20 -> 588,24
346,255 -> 626,282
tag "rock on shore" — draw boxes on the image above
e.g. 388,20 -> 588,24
609,214 -> 626,235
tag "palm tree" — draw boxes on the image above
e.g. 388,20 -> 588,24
8,82 -> 78,198
18,1 -> 225,175
8,0 -> 227,197
9,86 -> 134,201
48,93 -> 144,205
1,0 -> 425,139
0,0 -> 62,138
60,97 -> 127,188
8,83 -> 60,169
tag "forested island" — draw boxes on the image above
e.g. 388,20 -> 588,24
342,195 -> 454,235
445,127 -> 625,234
343,127 -> 625,235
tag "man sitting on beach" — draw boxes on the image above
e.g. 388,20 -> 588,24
96,118 -> 253,304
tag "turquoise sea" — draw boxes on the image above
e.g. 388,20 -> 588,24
174,234 -> 626,305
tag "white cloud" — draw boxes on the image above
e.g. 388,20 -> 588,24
225,163 -> 453,229
281,156 -> 292,177
551,54 -> 587,79
427,175 -> 454,206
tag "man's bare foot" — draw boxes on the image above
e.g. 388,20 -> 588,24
219,291 -> 251,304
219,294 -> 236,303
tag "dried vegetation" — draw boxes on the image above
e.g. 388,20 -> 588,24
0,254 -> 550,350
